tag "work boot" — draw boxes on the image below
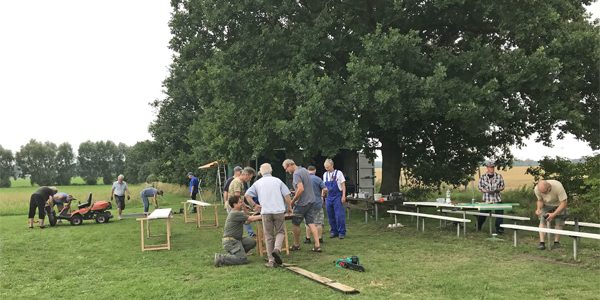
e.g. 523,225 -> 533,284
214,253 -> 223,267
551,242 -> 561,250
537,242 -> 546,250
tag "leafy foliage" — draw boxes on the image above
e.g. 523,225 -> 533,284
55,143 -> 75,185
526,155 -> 600,222
0,145 -> 14,188
15,140 -> 59,186
153,0 -> 599,193
123,141 -> 160,184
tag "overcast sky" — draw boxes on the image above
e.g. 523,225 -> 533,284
0,1 -> 598,160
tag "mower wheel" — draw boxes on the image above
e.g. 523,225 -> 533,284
102,213 -> 111,223
70,214 -> 83,226
95,214 -> 107,224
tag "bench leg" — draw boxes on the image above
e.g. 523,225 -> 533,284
456,223 -> 460,237
513,229 -> 517,247
393,205 -> 397,224
421,218 -> 425,232
573,237 -> 578,260
364,211 -> 368,224
416,208 -> 420,230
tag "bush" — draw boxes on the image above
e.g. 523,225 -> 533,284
526,155 -> 600,223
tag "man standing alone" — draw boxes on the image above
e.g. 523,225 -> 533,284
477,160 -> 505,234
111,175 -> 130,220
323,159 -> 347,239
188,172 -> 200,200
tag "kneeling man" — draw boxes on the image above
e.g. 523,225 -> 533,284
214,195 -> 261,267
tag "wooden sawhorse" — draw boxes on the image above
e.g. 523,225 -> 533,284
182,200 -> 219,228
255,214 -> 293,256
137,208 -> 173,251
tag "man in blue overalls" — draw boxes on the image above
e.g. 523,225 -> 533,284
323,159 -> 347,239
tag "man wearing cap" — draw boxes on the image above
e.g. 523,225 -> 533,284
227,167 -> 259,237
477,160 -> 505,234
223,166 -> 243,207
534,180 -> 568,250
188,172 -> 200,200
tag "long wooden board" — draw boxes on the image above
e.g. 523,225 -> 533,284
282,264 -> 359,294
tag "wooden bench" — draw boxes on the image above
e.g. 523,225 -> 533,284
387,210 -> 471,237
565,221 -> 600,230
441,209 -> 530,229
500,224 -> 600,260
181,200 -> 219,228
136,208 -> 173,251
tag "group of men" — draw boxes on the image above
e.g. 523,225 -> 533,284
478,160 -> 569,250
214,158 -> 348,268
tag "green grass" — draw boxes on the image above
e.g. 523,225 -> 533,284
1,185 -> 600,299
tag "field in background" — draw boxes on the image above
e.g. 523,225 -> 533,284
0,182 -> 199,216
375,166 -> 535,191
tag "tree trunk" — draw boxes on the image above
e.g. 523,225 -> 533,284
380,138 -> 402,194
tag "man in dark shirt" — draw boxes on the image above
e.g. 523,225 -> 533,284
28,186 -> 57,229
214,195 -> 261,267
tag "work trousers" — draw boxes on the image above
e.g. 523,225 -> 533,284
262,213 -> 285,263
220,238 -> 256,266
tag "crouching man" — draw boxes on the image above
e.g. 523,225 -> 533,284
214,195 -> 261,267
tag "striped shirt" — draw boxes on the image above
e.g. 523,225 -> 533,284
478,173 -> 505,203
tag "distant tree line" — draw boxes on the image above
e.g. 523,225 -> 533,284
0,139 -> 159,188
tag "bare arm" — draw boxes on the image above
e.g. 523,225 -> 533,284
284,194 -> 292,214
246,215 -> 262,223
292,182 -> 304,204
535,199 -> 544,216
547,200 -> 567,222
341,182 -> 346,203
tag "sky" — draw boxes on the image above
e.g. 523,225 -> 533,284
0,1 -> 598,161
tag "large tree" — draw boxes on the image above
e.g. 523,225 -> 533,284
0,145 -> 14,188
55,143 -> 75,185
154,0 -> 599,192
16,140 -> 58,186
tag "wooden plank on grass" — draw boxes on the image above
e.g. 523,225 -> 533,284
283,265 -> 359,294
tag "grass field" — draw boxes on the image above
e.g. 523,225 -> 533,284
376,166 -> 535,191
1,183 -> 599,299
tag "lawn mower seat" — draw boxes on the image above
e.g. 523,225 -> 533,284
78,193 -> 93,209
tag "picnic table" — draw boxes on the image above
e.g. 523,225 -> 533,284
136,208 -> 173,251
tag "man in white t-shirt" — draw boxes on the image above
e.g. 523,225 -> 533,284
110,174 -> 130,220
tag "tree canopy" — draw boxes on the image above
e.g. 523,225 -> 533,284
152,0 -> 599,193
